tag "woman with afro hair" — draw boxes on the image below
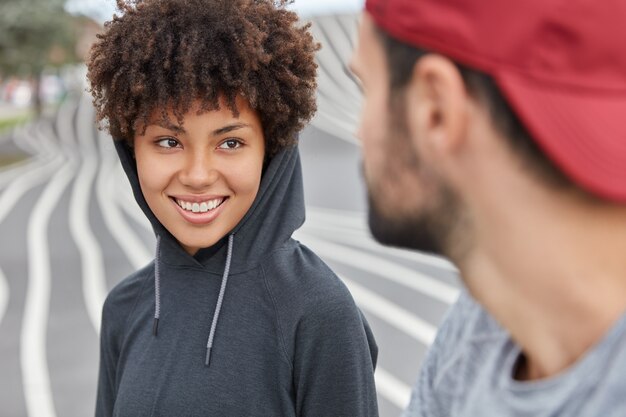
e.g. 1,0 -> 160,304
87,0 -> 379,416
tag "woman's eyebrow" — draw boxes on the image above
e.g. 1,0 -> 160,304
148,121 -> 251,135
212,122 -> 252,136
151,120 -> 185,133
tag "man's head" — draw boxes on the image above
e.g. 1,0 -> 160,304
87,0 -> 319,157
351,0 -> 626,260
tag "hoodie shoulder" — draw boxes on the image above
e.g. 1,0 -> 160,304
261,240 -> 375,358
262,240 -> 355,315
101,262 -> 154,342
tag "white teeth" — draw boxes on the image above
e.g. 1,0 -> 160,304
176,198 -> 223,213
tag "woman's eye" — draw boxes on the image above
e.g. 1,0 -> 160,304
219,139 -> 242,150
156,138 -> 180,149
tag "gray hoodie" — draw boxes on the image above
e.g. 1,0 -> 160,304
95,141 -> 379,417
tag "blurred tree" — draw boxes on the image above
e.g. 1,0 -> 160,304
0,0 -> 79,116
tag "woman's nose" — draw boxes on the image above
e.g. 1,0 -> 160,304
179,151 -> 219,189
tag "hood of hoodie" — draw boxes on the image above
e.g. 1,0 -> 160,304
114,139 -> 305,275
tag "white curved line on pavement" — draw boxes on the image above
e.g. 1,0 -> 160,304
0,156 -> 40,189
69,97 -> 107,334
0,118 -> 62,189
0,156 -> 44,188
374,368 -> 412,410
297,233 -> 460,304
309,15 -> 362,146
310,17 -> 362,106
17,121 -> 58,158
22,158 -> 75,417
24,122 -> 60,163
0,123 -> 63,331
340,274 -> 437,345
310,110 -> 359,146
0,157 -> 56,225
314,50 -> 362,109
38,122 -> 63,156
10,124 -> 39,155
320,14 -> 358,61
97,131 -> 152,270
0,265 -> 9,329
55,96 -> 78,147
0,110 -> 69,225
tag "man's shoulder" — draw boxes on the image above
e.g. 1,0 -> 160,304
582,313 -> 626,413
429,292 -> 506,380
402,291 -> 508,417
434,291 -> 505,350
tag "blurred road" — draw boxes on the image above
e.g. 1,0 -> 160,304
0,14 -> 460,417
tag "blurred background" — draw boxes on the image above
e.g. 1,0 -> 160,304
0,1 -> 461,416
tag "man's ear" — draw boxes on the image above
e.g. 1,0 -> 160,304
405,54 -> 468,158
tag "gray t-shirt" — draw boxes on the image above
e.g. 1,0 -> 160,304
403,292 -> 626,417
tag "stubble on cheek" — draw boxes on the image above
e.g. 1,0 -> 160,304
364,91 -> 457,256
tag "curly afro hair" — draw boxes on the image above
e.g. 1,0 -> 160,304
87,0 -> 319,157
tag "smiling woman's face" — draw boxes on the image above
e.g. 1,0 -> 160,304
133,96 -> 265,255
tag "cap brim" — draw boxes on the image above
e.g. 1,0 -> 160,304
496,72 -> 626,202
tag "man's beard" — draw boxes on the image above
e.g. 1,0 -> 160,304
367,186 -> 461,257
365,95 -> 466,259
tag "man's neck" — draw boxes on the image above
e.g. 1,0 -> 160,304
459,197 -> 626,380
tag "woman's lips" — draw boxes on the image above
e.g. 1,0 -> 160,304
170,196 -> 228,225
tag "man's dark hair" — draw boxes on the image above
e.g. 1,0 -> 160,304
378,28 -> 576,190
87,0 -> 319,157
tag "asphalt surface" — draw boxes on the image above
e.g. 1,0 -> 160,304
0,13 -> 461,417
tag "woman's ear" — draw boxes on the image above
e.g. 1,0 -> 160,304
405,53 -> 469,159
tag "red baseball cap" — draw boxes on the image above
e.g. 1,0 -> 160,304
365,0 -> 626,202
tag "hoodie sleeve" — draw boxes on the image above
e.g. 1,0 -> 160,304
95,293 -> 121,417
95,268 -> 150,417
264,244 -> 379,416
289,276 -> 379,417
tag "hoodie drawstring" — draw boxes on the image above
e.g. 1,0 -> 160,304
205,234 -> 234,366
152,234 -> 234,368
153,236 -> 162,336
